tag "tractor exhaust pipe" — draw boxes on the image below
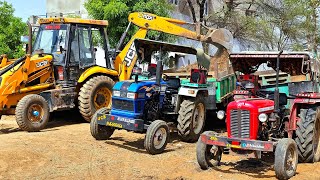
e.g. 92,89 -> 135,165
156,46 -> 163,86
274,50 -> 283,113
27,21 -> 32,55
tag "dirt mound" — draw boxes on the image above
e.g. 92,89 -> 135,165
175,48 -> 230,73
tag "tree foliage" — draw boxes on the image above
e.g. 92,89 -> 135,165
0,1 -> 27,58
85,0 -> 174,48
252,0 -> 312,51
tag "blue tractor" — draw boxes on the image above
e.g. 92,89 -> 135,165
90,39 -> 235,154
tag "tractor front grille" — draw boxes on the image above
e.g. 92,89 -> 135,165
230,110 -> 250,138
112,99 -> 134,111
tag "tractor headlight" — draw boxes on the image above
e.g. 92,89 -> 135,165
258,113 -> 268,122
127,92 -> 137,99
217,110 -> 225,120
113,91 -> 120,97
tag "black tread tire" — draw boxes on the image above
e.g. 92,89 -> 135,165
144,120 -> 169,155
196,131 -> 222,170
15,94 -> 50,132
275,138 -> 298,180
78,76 -> 115,122
295,107 -> 320,163
177,97 -> 206,142
90,107 -> 114,140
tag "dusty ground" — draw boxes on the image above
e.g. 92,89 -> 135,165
0,115 -> 320,180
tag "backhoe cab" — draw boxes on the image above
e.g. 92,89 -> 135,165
34,18 -> 114,85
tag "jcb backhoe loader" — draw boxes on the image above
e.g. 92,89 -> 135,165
0,12 -> 232,132
1,18 -> 117,131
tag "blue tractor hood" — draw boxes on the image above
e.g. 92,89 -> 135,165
113,79 -> 166,93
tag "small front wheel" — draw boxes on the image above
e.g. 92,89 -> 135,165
15,94 -> 50,132
274,138 -> 298,180
144,120 -> 169,155
196,131 -> 222,169
90,107 -> 114,140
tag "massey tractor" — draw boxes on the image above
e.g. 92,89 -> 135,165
90,38 -> 235,154
196,51 -> 320,179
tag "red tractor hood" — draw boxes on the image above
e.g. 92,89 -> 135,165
227,98 -> 274,113
226,98 -> 275,139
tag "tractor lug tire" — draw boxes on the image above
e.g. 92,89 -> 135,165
295,107 -> 320,163
78,76 -> 114,122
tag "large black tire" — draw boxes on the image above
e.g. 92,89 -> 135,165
78,76 -> 115,122
274,138 -> 298,180
15,94 -> 50,132
295,107 -> 320,163
144,120 -> 169,155
90,107 -> 114,140
177,97 -> 206,142
196,131 -> 222,170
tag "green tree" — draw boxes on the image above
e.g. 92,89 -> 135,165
85,0 -> 174,48
0,1 -> 27,58
252,0 -> 308,50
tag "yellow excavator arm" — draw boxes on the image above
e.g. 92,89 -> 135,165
115,12 -> 233,81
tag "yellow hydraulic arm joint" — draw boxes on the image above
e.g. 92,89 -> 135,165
128,12 -> 203,41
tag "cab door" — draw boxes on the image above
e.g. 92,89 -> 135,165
68,25 -> 95,82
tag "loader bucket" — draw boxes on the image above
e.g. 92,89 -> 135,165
204,28 -> 233,53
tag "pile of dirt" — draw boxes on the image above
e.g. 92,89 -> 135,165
172,48 -> 230,73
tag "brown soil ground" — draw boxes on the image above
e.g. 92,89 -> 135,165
0,116 -> 320,180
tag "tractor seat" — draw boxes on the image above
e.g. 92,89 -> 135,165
164,77 -> 180,94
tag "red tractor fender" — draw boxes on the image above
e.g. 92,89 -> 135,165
288,95 -> 320,138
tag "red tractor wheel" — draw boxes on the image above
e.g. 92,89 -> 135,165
196,131 -> 222,169
295,107 -> 320,162
274,138 -> 298,180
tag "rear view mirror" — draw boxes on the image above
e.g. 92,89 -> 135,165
20,36 -> 29,43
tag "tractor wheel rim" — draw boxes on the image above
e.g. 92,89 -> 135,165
206,145 -> 220,162
313,117 -> 320,159
285,146 -> 297,175
153,127 -> 167,149
94,87 -> 112,109
206,145 -> 214,162
27,104 -> 44,123
193,103 -> 205,134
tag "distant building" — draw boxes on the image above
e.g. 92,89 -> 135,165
46,0 -> 88,18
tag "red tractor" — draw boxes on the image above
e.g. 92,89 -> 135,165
196,51 -> 320,179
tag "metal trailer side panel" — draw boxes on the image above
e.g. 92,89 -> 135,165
215,74 -> 236,103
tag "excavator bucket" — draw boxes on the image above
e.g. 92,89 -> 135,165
204,28 -> 233,53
